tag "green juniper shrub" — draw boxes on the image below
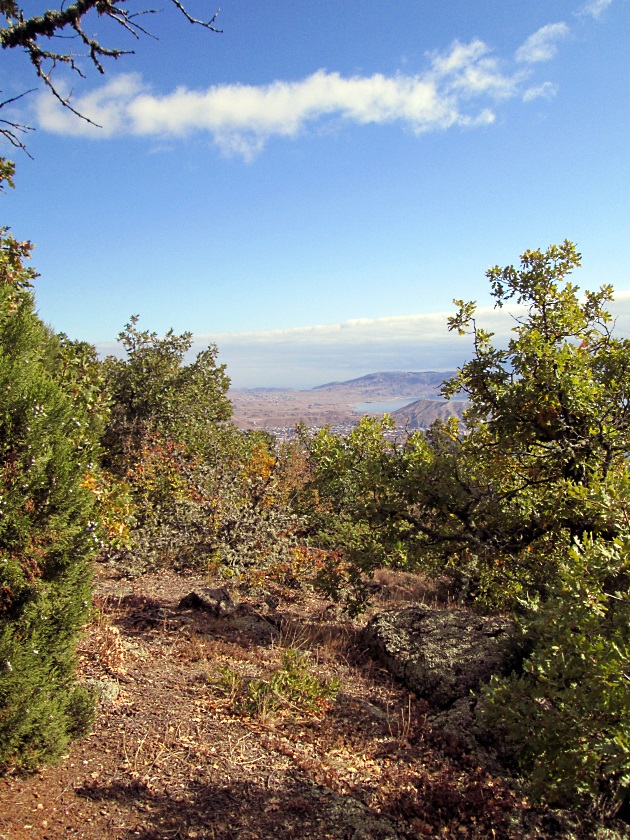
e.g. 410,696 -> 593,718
0,229 -> 100,771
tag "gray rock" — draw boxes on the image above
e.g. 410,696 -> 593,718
427,695 -> 509,771
363,606 -> 513,709
85,678 -> 120,704
223,603 -> 280,642
178,587 -> 235,617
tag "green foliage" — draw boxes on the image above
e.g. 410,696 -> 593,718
102,319 -> 301,575
483,519 -> 630,816
433,241 -> 630,605
217,648 -> 339,719
52,334 -> 111,438
297,415 -> 423,612
304,242 -> 630,611
0,158 -> 14,190
444,241 -> 626,484
103,315 -> 231,466
0,229 -> 99,771
300,242 -> 630,812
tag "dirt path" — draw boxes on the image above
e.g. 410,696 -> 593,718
0,568 -> 624,839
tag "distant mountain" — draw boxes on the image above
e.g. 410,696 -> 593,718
392,399 -> 467,429
236,387 -> 296,393
311,371 -> 458,399
229,371 -> 467,431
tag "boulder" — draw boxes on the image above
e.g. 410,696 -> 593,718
178,588 -> 280,642
178,587 -> 235,617
363,606 -> 513,709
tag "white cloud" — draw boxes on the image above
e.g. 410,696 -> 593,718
579,0 -> 614,19
31,20 -> 580,158
515,23 -> 570,64
35,73 -> 145,138
523,81 -> 559,102
196,312 -> 477,388
97,293 -> 630,389
35,38 -> 524,159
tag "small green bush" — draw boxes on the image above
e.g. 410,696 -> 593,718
217,648 -> 339,719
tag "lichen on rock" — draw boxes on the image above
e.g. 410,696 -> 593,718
362,606 -> 514,709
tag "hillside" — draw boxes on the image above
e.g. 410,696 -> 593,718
311,371 -> 457,399
393,398 -> 467,429
230,371 -> 465,430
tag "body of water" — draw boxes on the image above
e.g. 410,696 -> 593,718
352,398 -> 418,414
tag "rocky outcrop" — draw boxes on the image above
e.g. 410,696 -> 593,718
363,606 -> 514,709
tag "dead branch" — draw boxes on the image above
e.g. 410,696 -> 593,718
0,1 -> 221,147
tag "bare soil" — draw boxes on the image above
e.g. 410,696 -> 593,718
0,567 -> 627,840
229,388 -> 360,430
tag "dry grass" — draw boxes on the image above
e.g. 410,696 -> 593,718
0,566 -> 622,840
77,595 -> 128,673
371,567 -> 456,609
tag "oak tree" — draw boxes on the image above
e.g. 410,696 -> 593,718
302,242 -> 630,811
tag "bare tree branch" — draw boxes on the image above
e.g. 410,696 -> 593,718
0,0 -> 221,148
0,89 -> 34,155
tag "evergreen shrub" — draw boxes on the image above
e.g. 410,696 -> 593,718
0,230 -> 98,771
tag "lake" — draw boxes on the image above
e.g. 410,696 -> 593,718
352,398 -> 418,414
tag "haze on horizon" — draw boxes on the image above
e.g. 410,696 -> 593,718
97,293 -> 630,390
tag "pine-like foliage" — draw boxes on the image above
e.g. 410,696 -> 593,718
0,230 -> 98,771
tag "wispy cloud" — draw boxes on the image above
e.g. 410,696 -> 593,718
195,312 -> 478,388
523,81 -> 559,102
515,22 -> 570,64
35,38 -> 527,159
30,19 -> 579,160
97,309 -> 486,387
579,0 -> 614,19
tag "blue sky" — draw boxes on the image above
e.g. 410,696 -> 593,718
3,0 -> 629,387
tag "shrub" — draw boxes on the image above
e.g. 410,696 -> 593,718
101,321 -> 302,575
217,648 -> 339,719
0,231 -> 99,771
482,518 -> 630,816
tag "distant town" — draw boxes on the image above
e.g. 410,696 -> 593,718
229,371 -> 467,438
